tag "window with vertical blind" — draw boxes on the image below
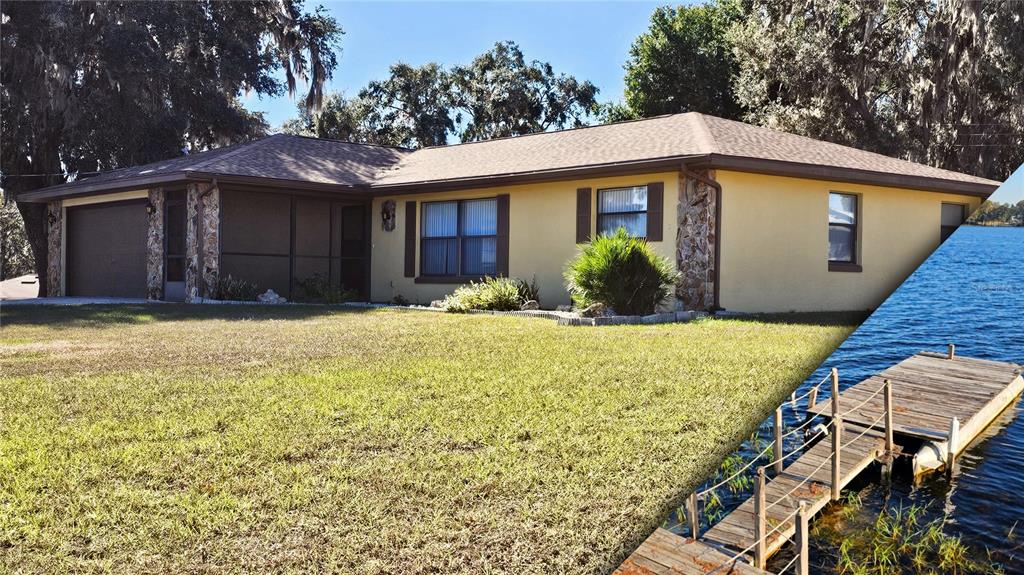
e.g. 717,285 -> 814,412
421,198 -> 497,276
828,192 -> 860,271
598,185 -> 647,237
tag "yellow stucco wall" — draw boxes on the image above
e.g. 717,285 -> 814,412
370,172 -> 680,306
716,170 -> 981,313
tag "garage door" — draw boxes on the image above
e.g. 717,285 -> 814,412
66,200 -> 148,297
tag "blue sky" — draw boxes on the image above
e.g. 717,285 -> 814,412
242,1 -> 662,128
990,164 -> 1024,204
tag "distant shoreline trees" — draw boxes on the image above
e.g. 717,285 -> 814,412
967,200 -> 1024,226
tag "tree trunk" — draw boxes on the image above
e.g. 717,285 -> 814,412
15,200 -> 48,297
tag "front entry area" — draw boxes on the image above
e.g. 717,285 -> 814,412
66,200 -> 148,297
163,191 -> 187,301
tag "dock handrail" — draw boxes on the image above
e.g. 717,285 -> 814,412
700,505 -> 801,575
764,443 -> 833,512
693,373 -> 831,500
760,426 -> 829,477
842,410 -> 888,451
791,372 -> 830,405
694,441 -> 774,498
837,383 -> 887,419
689,375 -> 896,572
776,550 -> 800,574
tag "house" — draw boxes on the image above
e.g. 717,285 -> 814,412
19,113 -> 999,312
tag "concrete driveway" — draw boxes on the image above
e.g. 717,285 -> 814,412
0,274 -> 153,305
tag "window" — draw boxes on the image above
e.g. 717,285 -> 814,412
828,192 -> 859,270
941,203 -> 966,243
598,186 -> 647,237
421,198 -> 497,276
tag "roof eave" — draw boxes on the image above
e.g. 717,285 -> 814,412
16,172 -> 192,203
697,154 -> 999,198
17,170 -> 372,203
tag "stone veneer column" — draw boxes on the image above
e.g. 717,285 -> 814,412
46,200 -> 63,297
146,188 -> 165,300
200,185 -> 220,298
675,169 -> 718,311
185,182 -> 220,301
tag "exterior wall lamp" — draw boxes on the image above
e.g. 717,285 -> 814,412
381,199 -> 396,231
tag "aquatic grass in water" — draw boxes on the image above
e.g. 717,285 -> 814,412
817,503 -> 1004,575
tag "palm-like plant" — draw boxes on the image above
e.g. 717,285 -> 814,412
564,228 -> 679,315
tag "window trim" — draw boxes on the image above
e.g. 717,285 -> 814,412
828,192 -> 861,272
597,185 -> 648,238
419,197 -> 498,278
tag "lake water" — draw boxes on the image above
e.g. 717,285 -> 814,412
673,226 -> 1024,572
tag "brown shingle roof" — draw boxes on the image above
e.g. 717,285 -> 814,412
22,113 -> 999,202
196,135 -> 410,185
372,113 -> 715,186
373,113 -> 998,189
28,135 -> 410,197
698,114 -> 994,185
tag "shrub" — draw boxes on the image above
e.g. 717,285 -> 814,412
442,276 -> 525,313
515,276 -> 540,304
564,228 -> 678,315
294,273 -> 358,304
215,274 -> 259,301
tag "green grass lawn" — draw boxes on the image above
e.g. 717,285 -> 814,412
0,305 -> 859,574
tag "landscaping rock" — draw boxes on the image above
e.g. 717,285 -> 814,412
430,299 -> 445,308
556,304 -> 573,312
257,289 -> 287,304
520,300 -> 540,311
580,303 -> 607,318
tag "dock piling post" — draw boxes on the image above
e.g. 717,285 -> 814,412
754,466 -> 766,569
687,492 -> 699,540
882,379 -> 895,480
948,343 -> 956,359
807,386 -> 818,411
947,417 -> 960,475
796,500 -> 809,575
773,406 -> 784,474
831,368 -> 842,501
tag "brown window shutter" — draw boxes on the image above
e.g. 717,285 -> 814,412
646,182 -> 664,241
404,200 -> 416,277
576,187 -> 592,243
496,194 -> 510,277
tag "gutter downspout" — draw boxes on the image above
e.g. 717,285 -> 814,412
679,165 -> 722,311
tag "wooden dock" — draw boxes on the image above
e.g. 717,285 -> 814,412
808,351 -> 1024,476
614,351 -> 1023,575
